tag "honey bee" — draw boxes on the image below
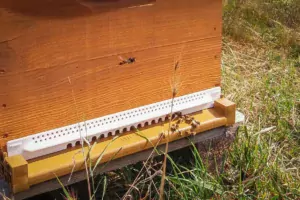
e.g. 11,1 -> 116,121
184,115 -> 194,123
171,124 -> 179,132
191,120 -> 201,129
118,56 -> 136,65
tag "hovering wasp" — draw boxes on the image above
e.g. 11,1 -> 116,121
118,56 -> 136,66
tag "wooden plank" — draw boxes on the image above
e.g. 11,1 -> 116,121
13,126 -> 227,200
0,0 -> 222,147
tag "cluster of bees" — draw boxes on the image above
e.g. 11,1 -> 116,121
168,112 -> 201,136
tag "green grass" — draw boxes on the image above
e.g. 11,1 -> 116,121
58,1 -> 300,199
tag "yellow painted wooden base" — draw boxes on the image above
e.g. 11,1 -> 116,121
2,98 -> 235,193
4,155 -> 29,193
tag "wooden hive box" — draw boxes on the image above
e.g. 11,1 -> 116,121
0,0 -> 237,194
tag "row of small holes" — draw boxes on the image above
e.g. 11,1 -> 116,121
65,117 -> 166,149
32,93 -> 205,143
87,94 -> 203,127
35,116 -> 166,145
33,128 -> 84,143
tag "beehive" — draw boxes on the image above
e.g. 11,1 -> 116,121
0,0 -> 232,193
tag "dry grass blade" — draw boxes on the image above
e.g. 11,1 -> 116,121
68,76 -> 92,199
159,57 -> 182,200
0,193 -> 11,200
68,150 -> 83,183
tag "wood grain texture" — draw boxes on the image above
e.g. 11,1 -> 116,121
0,0 -> 222,147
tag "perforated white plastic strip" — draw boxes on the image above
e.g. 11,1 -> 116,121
7,87 -> 221,160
